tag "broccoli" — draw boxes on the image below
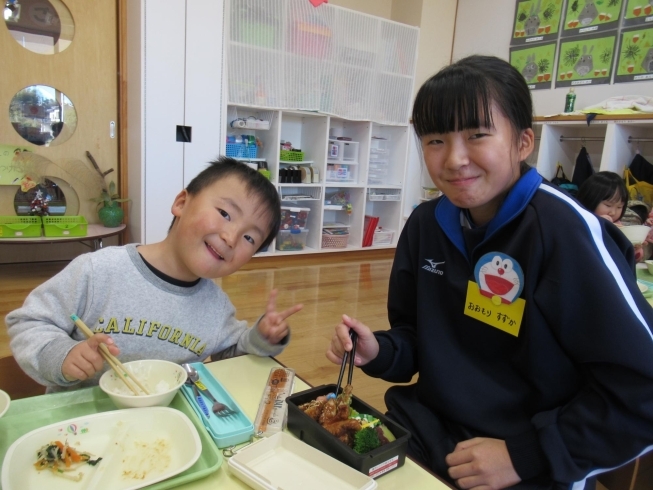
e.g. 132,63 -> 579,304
353,427 -> 381,454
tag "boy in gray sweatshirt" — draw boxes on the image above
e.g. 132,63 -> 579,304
6,157 -> 302,391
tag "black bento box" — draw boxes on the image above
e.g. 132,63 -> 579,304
286,384 -> 411,478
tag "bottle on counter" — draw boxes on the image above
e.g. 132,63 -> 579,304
564,88 -> 576,113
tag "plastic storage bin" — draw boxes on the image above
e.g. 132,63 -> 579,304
42,216 -> 88,237
0,216 -> 42,238
280,150 -> 305,162
372,229 -> 394,245
276,229 -> 309,251
280,206 -> 310,230
226,143 -> 258,159
286,384 -> 411,478
179,362 -> 254,448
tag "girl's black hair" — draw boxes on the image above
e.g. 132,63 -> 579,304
412,55 -> 533,138
174,156 -> 280,252
577,171 -> 628,221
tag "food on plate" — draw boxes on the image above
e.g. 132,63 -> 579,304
34,440 -> 102,481
120,437 -> 172,480
298,384 -> 396,454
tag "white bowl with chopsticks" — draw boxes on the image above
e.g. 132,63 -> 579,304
99,359 -> 187,409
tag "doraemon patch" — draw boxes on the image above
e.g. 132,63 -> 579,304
475,252 -> 524,305
464,252 -> 526,337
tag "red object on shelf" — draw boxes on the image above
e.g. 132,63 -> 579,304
363,215 -> 379,247
309,0 -> 328,6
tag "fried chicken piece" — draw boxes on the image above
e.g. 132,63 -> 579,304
323,419 -> 362,446
299,399 -> 325,421
319,398 -> 339,425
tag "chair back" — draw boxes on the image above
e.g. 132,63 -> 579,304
0,356 -> 45,400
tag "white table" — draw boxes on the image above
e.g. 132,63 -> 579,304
176,355 -> 453,490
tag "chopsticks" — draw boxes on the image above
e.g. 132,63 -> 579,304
335,330 -> 358,396
70,314 -> 150,396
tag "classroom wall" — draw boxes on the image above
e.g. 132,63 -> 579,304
452,0 -> 653,116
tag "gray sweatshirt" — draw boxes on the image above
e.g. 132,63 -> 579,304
6,244 -> 286,390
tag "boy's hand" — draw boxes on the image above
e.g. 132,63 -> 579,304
257,289 -> 303,344
326,315 -> 379,367
446,437 -> 521,490
61,334 -> 120,381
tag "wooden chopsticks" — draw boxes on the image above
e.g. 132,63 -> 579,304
70,314 -> 150,396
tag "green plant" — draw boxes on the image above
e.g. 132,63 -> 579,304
563,45 -> 581,66
538,58 -> 551,74
543,3 -> 556,21
91,181 -> 130,210
600,48 -> 612,64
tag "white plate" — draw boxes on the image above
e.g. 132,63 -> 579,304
638,281 -> 648,293
228,432 -> 377,490
2,407 -> 201,490
0,389 -> 10,418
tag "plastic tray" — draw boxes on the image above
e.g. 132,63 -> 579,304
286,384 -> 411,478
228,432 -> 377,490
0,216 -> 42,238
180,362 -> 254,448
0,387 -> 222,489
280,150 -> 305,161
42,216 -> 88,237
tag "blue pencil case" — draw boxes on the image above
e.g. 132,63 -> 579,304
180,361 -> 254,448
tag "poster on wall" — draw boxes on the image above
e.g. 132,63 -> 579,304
511,0 -> 564,46
555,32 -> 618,86
622,0 -> 653,27
510,42 -> 558,89
561,0 -> 624,37
0,144 -> 29,186
614,26 -> 653,82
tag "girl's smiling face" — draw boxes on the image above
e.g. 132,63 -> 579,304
420,104 -> 534,226
169,175 -> 271,280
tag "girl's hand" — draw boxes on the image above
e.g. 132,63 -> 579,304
598,214 -> 614,223
62,334 -> 120,381
446,438 -> 521,490
257,289 -> 303,344
326,314 -> 379,366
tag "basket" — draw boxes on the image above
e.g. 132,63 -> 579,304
280,150 -> 305,162
225,143 -> 258,159
42,216 -> 88,237
0,216 -> 42,238
322,233 -> 349,248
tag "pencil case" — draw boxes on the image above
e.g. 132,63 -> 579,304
180,362 -> 254,448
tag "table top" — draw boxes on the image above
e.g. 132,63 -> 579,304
0,223 -> 125,244
1,355 -> 450,490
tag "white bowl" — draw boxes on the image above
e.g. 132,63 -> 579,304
620,225 -> 651,245
0,389 -> 10,418
99,359 -> 187,409
645,260 -> 653,275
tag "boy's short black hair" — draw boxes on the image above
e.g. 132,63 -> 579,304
577,171 -> 628,221
172,156 -> 280,252
412,55 -> 533,138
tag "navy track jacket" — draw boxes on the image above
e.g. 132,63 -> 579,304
363,168 -> 653,489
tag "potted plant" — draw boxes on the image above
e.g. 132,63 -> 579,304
91,180 -> 129,227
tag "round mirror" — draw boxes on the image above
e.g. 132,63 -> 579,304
4,0 -> 75,55
9,85 -> 77,146
14,177 -> 68,216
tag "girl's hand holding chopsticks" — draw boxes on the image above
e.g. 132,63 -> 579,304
62,333 -> 121,381
326,314 -> 379,367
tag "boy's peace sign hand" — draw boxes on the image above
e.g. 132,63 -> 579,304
257,289 -> 303,345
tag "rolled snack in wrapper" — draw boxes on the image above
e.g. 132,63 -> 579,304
254,368 -> 295,436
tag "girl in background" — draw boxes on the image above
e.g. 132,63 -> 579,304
577,171 -> 628,224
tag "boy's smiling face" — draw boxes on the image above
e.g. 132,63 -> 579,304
169,175 -> 271,280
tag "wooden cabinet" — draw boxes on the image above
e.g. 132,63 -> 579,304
224,104 -> 410,255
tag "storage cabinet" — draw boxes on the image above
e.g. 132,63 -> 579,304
225,104 -> 410,255
532,115 -> 653,181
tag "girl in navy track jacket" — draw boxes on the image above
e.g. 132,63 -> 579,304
327,55 -> 653,490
